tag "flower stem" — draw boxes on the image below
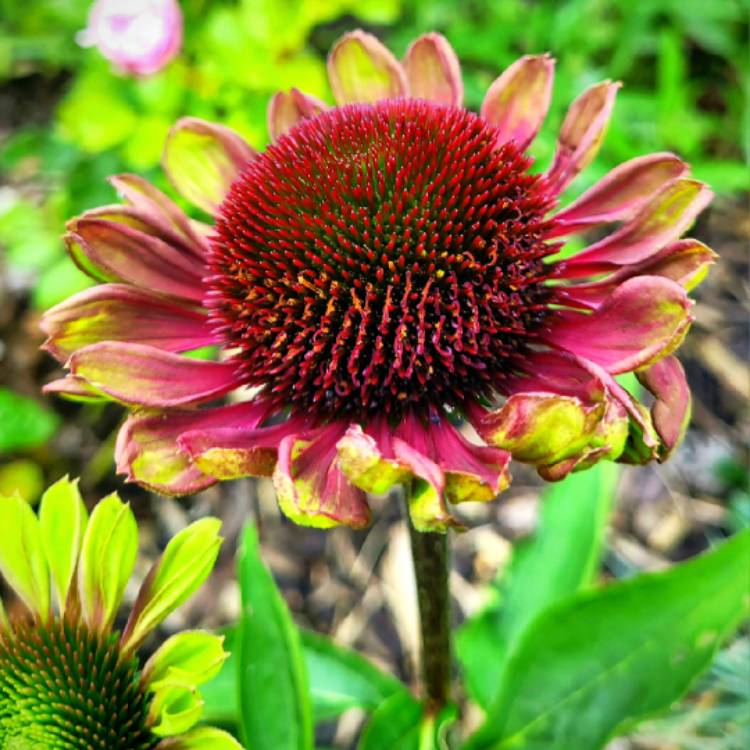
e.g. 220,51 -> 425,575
406,495 -> 452,714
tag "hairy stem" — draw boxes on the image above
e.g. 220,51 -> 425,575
406,496 -> 452,713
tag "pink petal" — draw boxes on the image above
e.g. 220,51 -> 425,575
267,88 -> 326,141
636,355 -> 691,461
403,33 -> 463,106
559,238 -> 717,308
548,275 -> 693,374
41,284 -> 213,362
274,423 -> 372,529
327,30 -> 407,105
43,375 -> 106,402
549,153 -> 689,237
66,219 -> 205,303
116,401 -> 270,495
480,54 -> 555,151
546,80 -> 621,194
560,178 -> 713,275
178,414 -> 311,480
69,342 -> 240,407
163,117 -> 256,214
108,174 -> 207,255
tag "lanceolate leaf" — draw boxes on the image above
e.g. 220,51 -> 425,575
236,524 -> 313,750
465,530 -> 750,750
457,462 -> 619,708
301,629 -> 407,720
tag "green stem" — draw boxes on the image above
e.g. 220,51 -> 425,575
406,493 -> 452,714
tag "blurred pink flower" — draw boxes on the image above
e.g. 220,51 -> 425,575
78,0 -> 183,76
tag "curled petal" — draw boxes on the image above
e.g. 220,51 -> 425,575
108,174 -> 207,254
274,423 -> 372,529
549,153 -> 689,237
163,117 -> 256,214
546,80 -> 621,193
560,238 -> 717,308
481,54 -> 555,150
327,30 -> 407,105
476,357 -> 629,480
41,284 -> 213,362
403,33 -> 463,106
66,219 -> 204,302
116,402 -> 269,495
267,88 -> 326,141
157,727 -> 244,750
69,342 -> 239,407
636,355 -> 691,461
562,178 -> 713,274
548,276 -> 693,374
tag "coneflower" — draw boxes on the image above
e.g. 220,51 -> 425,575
42,31 -> 713,531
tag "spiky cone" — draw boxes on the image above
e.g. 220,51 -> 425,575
42,30 -> 715,532
0,476 -> 242,750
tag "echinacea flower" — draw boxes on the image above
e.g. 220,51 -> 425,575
78,0 -> 183,76
0,477 -> 242,750
42,31 -> 715,531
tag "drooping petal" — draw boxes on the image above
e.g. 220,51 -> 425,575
559,238 -> 717,308
636,355 -> 691,461
163,117 -> 256,214
267,88 -> 326,141
403,32 -> 463,106
480,54 -> 554,150
431,419 -> 511,503
548,276 -> 693,374
274,423 -> 372,529
560,178 -> 713,274
546,80 -> 621,193
179,415 -> 310,481
0,494 -> 50,621
78,492 -> 138,631
121,518 -> 222,652
39,476 -> 88,614
549,153 -> 689,237
66,219 -> 205,302
41,284 -> 214,362
108,174 -> 208,255
69,342 -> 240,407
116,401 -> 270,495
327,30 -> 407,105
157,727 -> 244,750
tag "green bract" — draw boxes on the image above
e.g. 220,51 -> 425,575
0,477 -> 242,750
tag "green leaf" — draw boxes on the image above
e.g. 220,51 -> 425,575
465,531 -> 750,750
236,523 -> 313,750
358,692 -> 422,750
0,387 -> 60,454
457,462 -> 619,708
300,629 -> 408,720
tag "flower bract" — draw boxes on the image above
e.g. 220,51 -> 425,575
0,477 -> 242,750
42,31 -> 714,531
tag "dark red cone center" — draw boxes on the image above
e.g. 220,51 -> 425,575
209,99 -> 556,420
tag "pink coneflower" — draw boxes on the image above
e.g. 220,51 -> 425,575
42,31 -> 714,531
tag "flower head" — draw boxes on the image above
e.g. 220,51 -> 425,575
42,31 -> 714,531
78,0 -> 183,76
0,477 -> 241,750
